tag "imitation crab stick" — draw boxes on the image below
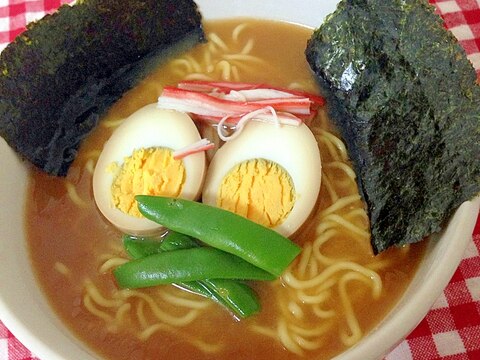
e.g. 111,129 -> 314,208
176,80 -> 326,107
158,86 -> 313,116
173,138 -> 215,159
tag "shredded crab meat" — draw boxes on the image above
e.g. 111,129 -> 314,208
157,81 -> 324,143
218,106 -> 282,142
173,138 -> 215,159
214,89 -> 300,102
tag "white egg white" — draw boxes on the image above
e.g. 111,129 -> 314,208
93,104 -> 206,235
202,121 -> 322,237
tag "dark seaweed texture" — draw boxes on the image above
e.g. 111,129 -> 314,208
306,0 -> 480,253
0,0 -> 204,176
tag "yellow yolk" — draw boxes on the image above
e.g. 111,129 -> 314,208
110,148 -> 185,217
217,159 -> 295,228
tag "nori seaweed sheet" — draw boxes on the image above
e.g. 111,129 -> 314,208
306,0 -> 480,253
0,0 -> 204,176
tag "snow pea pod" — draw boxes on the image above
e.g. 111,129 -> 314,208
123,232 -> 197,259
114,247 -> 275,289
135,196 -> 301,277
122,233 -> 211,297
122,233 -> 261,318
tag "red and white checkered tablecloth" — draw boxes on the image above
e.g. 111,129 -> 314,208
0,0 -> 479,359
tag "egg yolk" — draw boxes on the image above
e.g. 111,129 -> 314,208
217,159 -> 295,228
110,147 -> 185,217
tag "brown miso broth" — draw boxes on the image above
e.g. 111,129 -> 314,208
26,19 -> 426,360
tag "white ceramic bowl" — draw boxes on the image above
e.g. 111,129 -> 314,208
0,1 -> 479,359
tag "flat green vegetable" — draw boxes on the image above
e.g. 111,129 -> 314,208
306,0 -> 480,253
135,196 -> 301,277
122,233 -> 261,318
114,247 -> 275,289
123,232 -> 197,259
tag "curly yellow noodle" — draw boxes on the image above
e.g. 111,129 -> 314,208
204,50 -> 213,71
311,229 -> 342,266
287,301 -> 305,319
365,259 -> 394,271
290,323 -> 332,338
307,253 -> 319,278
324,161 -> 357,181
312,303 -> 336,318
118,289 -> 200,327
315,220 -> 341,237
232,23 -> 248,42
278,319 -> 304,356
321,173 -> 339,203
184,73 -> 214,81
138,323 -> 170,341
319,136 -> 344,162
170,58 -> 195,73
296,288 -> 332,305
66,181 -> 88,208
115,303 -> 131,324
98,257 -> 129,274
84,279 -> 124,308
136,300 -> 149,329
54,262 -> 70,277
139,323 -> 224,353
208,41 -> 219,54
81,149 -> 101,160
84,158 -> 95,175
183,54 -> 202,72
319,213 -> 370,239
223,53 -> 266,64
292,333 -> 324,351
250,324 -> 278,339
287,82 -> 309,91
283,261 -> 380,290
319,195 -> 361,218
240,38 -> 254,54
231,64 -> 240,81
295,241 -> 313,278
208,32 -> 229,51
101,118 -> 125,128
315,129 -> 349,161
216,60 -> 233,80
97,253 -> 122,263
344,208 -> 369,223
158,290 -> 211,310
338,271 -> 382,346
83,294 -> 115,323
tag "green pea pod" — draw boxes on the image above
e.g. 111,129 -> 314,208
122,233 -> 261,318
201,278 -> 260,318
123,232 -> 198,259
135,196 -> 301,277
114,247 -> 275,288
123,234 -> 213,298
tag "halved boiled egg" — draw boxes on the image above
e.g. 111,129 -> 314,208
93,104 -> 206,235
202,121 -> 322,237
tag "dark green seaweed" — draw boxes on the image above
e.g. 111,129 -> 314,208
0,0 -> 204,176
306,0 -> 480,253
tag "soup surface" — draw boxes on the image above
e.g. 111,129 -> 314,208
26,19 -> 426,360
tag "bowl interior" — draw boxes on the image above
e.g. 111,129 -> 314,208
0,1 -> 479,359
